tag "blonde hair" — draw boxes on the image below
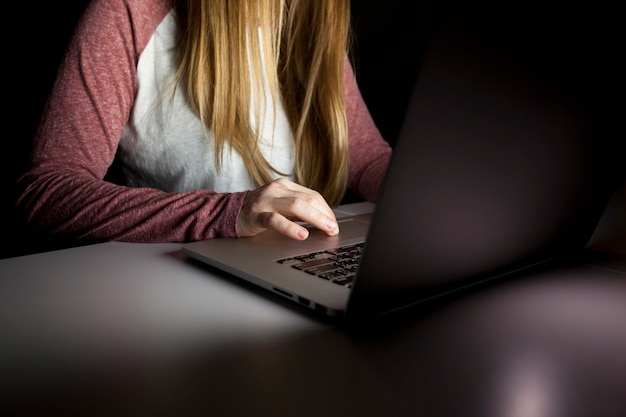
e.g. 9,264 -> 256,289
175,0 -> 351,206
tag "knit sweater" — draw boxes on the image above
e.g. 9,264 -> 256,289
16,0 -> 392,244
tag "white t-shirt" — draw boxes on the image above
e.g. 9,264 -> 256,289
121,10 -> 295,192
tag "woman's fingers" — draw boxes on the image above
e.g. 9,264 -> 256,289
258,210 -> 311,240
275,179 -> 336,220
237,178 -> 339,240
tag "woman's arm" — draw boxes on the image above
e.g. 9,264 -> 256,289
15,0 -> 245,244
344,60 -> 393,202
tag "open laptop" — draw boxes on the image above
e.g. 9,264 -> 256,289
182,5 -> 620,320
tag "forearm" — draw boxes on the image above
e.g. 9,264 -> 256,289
16,168 -> 245,243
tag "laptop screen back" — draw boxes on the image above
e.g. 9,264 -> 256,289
346,4 -> 620,318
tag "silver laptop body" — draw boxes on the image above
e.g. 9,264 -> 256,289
182,5 -> 619,320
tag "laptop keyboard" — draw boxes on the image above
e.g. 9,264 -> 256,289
275,242 -> 365,288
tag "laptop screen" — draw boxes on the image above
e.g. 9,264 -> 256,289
346,3 -> 621,318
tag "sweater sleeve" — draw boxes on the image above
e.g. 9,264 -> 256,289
344,60 -> 393,202
15,0 -> 245,244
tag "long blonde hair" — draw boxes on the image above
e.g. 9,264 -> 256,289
175,0 -> 351,205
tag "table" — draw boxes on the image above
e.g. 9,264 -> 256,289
1,230 -> 625,417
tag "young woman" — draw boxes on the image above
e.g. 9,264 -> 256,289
16,0 -> 392,246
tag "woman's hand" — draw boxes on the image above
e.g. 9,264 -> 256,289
236,178 -> 339,240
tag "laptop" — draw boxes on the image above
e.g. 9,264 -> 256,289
182,5 -> 620,321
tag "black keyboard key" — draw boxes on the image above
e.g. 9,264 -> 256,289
276,242 -> 365,287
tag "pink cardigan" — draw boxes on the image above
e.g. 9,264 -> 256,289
16,0 -> 392,244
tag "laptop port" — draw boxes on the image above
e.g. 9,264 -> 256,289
315,303 -> 327,314
272,287 -> 292,298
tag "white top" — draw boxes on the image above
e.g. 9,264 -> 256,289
121,10 -> 295,192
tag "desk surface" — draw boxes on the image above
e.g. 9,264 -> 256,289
1,231 -> 625,416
